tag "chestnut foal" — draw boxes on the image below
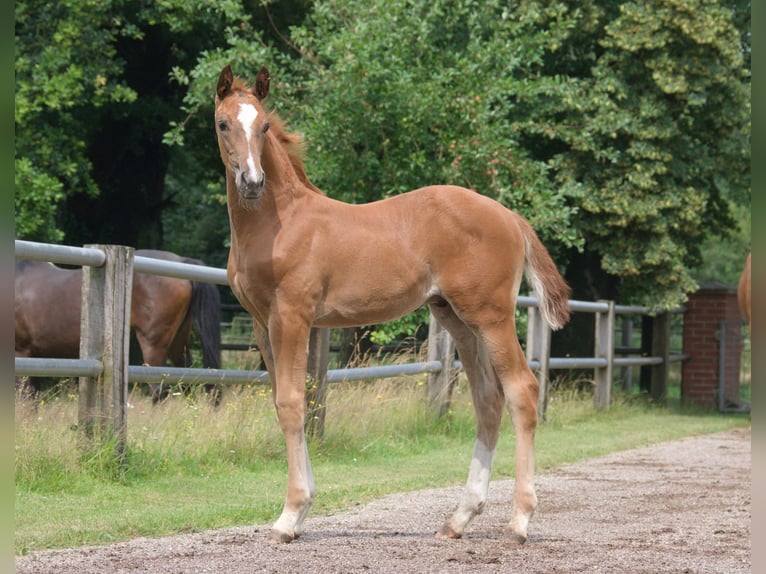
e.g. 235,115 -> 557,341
214,64 -> 570,544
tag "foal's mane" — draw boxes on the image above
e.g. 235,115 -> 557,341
268,113 -> 324,195
230,75 -> 323,195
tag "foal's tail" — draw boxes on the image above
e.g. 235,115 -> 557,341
519,219 -> 571,331
188,280 -> 222,369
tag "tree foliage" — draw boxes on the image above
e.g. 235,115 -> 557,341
15,0 -> 138,241
14,0 -> 267,246
15,0 -> 750,316
541,0 -> 750,308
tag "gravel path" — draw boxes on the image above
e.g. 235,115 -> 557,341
16,427 -> 751,574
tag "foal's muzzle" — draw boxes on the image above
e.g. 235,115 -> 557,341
236,170 -> 265,200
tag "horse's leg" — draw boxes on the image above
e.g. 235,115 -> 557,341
14,350 -> 38,400
135,336 -> 171,402
481,321 -> 539,544
430,303 -> 505,540
264,314 -> 315,543
167,318 -> 193,368
167,318 -> 221,405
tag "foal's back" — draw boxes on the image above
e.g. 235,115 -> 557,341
298,185 -> 529,328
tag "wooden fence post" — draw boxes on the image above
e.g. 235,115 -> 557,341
525,305 -> 551,419
620,316 -> 634,392
639,315 -> 653,393
305,327 -> 330,438
78,245 -> 134,460
594,300 -> 615,409
427,314 -> 456,416
650,312 -> 670,402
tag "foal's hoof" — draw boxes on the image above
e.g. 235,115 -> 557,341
435,524 -> 462,540
502,529 -> 527,545
267,528 -> 297,544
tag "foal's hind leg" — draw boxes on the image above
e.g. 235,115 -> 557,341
482,324 -> 540,544
430,304 -> 505,540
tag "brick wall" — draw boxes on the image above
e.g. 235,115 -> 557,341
681,283 -> 742,409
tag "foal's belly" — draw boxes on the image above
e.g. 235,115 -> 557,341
312,280 -> 438,329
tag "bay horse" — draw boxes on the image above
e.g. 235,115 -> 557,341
737,252 -> 750,333
15,249 -> 222,403
215,64 -> 570,544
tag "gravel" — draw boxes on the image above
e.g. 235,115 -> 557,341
16,427 -> 751,574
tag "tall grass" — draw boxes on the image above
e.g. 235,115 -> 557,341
15,373 -> 473,490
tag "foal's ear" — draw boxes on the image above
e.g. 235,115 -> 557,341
254,66 -> 270,101
217,65 -> 234,100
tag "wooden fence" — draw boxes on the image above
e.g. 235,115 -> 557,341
15,240 -> 682,453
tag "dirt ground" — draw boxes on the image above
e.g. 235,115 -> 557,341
16,428 -> 751,574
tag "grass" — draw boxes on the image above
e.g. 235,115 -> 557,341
15,367 -> 750,556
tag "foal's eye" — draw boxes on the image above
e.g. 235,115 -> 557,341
218,121 -> 228,132
262,122 -> 270,134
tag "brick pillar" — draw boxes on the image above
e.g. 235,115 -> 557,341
681,283 -> 743,409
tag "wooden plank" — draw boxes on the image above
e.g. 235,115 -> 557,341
594,300 -> 615,409
639,315 -> 653,393
620,317 -> 634,392
525,305 -> 551,419
78,254 -> 103,442
305,327 -> 330,438
78,245 -> 134,459
650,312 -> 670,402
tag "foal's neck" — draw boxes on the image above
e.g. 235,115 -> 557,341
268,129 -> 309,193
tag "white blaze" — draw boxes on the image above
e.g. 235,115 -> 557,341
238,102 -> 258,141
237,103 -> 261,183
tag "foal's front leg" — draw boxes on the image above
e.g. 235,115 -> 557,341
267,317 -> 315,543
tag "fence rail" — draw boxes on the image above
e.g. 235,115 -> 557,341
15,239 -> 681,451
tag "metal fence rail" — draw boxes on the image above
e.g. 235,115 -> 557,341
14,239 -> 677,390
15,357 -> 103,378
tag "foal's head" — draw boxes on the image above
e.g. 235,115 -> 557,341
215,65 -> 272,201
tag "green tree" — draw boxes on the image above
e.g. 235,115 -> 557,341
536,0 -> 750,308
170,0 -> 748,343
690,202 -> 750,285
14,0 -> 304,251
278,0 -> 746,312
15,0 -> 138,241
